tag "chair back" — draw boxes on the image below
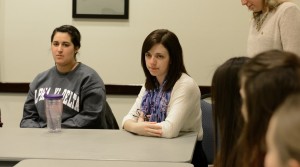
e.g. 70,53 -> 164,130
201,99 -> 214,164
104,101 -> 119,129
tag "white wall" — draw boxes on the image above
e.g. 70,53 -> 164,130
0,0 -> 4,80
0,0 -> 250,128
3,0 -> 299,128
0,0 -> 250,85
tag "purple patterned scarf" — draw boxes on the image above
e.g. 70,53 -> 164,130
140,82 -> 172,122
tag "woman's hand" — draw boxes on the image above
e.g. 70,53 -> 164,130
137,111 -> 151,122
134,121 -> 162,137
123,120 -> 162,137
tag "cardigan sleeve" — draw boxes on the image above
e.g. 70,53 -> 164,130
158,76 -> 201,138
121,86 -> 146,128
280,4 -> 300,56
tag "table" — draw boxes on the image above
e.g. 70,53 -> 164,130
13,159 -> 194,167
0,128 -> 197,165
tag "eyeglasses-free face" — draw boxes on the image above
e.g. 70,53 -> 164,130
241,0 -> 264,12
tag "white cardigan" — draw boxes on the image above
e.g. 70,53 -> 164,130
122,73 -> 203,140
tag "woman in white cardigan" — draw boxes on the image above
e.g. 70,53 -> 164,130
122,29 -> 207,167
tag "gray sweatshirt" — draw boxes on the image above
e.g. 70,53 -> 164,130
20,63 -> 114,129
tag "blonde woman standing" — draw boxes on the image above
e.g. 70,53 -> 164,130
241,0 -> 300,57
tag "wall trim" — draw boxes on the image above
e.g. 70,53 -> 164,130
0,82 -> 211,95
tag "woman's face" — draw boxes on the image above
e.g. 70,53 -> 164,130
51,32 -> 77,67
145,44 -> 170,85
241,0 -> 264,12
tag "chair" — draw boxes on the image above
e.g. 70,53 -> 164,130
104,101 -> 119,129
201,98 -> 214,164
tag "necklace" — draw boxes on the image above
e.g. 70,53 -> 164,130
256,12 -> 268,31
70,62 -> 79,71
57,62 -> 79,73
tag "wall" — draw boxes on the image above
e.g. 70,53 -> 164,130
0,0 -> 4,80
3,0 -> 299,128
0,0 -> 250,85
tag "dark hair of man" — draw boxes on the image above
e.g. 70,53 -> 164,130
211,57 -> 249,167
141,29 -> 187,91
237,50 -> 300,167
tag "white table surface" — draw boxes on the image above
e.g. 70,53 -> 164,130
0,128 -> 197,163
13,159 -> 194,167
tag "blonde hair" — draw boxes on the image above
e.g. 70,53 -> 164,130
272,92 -> 300,165
253,0 -> 287,19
